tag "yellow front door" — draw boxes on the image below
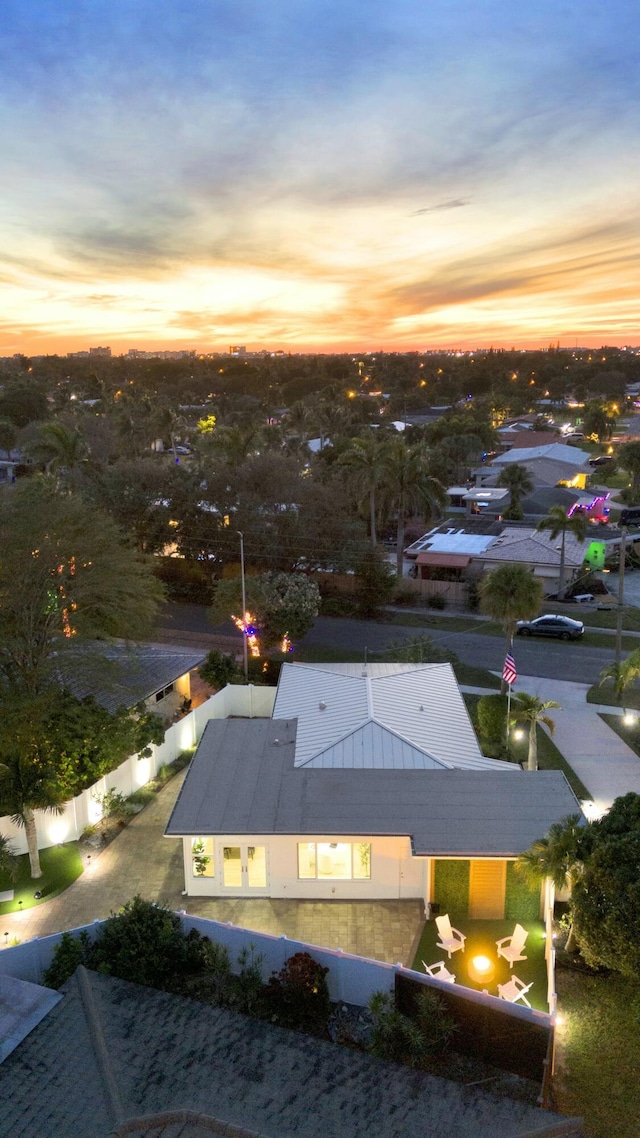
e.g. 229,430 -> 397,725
468,859 -> 506,919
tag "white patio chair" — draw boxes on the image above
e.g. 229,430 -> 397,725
422,960 -> 456,983
497,975 -> 533,1007
435,913 -> 466,958
496,923 -> 529,969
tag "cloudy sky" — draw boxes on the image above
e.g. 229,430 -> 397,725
1,0 -> 638,354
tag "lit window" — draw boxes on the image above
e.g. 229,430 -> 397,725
297,842 -> 371,880
191,836 -> 214,877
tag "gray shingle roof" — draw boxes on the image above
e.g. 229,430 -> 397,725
165,718 -> 579,856
0,968 -> 572,1138
58,643 -> 205,713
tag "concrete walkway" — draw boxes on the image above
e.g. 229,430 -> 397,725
513,675 -> 640,815
0,772 -> 422,965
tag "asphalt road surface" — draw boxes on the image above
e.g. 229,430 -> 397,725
157,604 -> 619,685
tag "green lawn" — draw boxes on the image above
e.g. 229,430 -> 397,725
587,683 -> 640,710
412,919 -> 549,1013
598,712 -> 640,757
453,662 -> 500,689
386,612 -> 482,632
0,842 -> 83,915
464,694 -> 590,799
554,968 -> 640,1138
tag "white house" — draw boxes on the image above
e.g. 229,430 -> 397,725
166,663 -> 579,919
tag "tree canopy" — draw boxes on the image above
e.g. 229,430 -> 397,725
210,571 -> 320,651
0,481 -> 165,697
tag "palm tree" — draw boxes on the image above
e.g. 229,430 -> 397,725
479,563 -> 544,656
380,438 -> 447,577
536,505 -> 589,599
497,462 -> 534,520
600,648 -> 640,710
338,435 -> 388,547
0,750 -> 66,879
512,692 -> 560,771
21,421 -> 87,487
515,813 -> 586,951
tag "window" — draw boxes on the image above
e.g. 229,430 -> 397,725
191,836 -> 214,877
297,842 -> 371,880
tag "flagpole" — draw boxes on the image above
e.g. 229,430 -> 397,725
506,680 -> 512,750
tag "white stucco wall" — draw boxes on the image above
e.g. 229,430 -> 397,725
0,684 -> 277,856
179,833 -> 428,901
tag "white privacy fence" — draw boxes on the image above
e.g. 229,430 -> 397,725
0,684 -> 277,855
0,910 -> 551,1030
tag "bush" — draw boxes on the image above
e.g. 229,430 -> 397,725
266,951 -> 331,1033
199,649 -> 240,690
367,988 -> 456,1067
43,930 -> 92,989
477,693 -> 509,753
427,593 -> 446,610
319,593 -> 358,618
353,548 -> 396,619
89,897 -> 187,988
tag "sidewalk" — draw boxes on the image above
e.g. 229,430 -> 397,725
513,676 -> 640,814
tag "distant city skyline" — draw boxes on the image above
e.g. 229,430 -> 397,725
1,1 -> 638,356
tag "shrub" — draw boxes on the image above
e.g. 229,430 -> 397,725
43,930 -> 92,989
477,693 -> 509,753
93,788 -> 133,829
367,988 -> 457,1067
89,896 -> 188,988
266,951 -> 331,1033
199,649 -> 240,690
427,593 -> 446,610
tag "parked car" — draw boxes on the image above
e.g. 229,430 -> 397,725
589,455 -> 614,467
174,445 -> 191,455
516,615 -> 585,640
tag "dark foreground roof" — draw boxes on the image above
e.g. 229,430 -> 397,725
0,967 -> 571,1138
165,718 -> 580,856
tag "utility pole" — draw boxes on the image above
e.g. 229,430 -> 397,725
238,530 -> 249,683
615,526 -> 627,666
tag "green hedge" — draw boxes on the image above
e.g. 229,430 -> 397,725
505,861 -> 541,921
433,859 -> 470,917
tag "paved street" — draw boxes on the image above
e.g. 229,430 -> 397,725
302,615 -> 619,685
157,603 -> 622,685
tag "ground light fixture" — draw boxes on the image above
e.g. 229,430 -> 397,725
513,729 -> 525,741
623,712 -> 637,727
468,954 -> 495,983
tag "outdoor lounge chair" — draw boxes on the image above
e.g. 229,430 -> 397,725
435,914 -> 466,958
497,975 -> 533,1007
422,960 -> 456,983
496,923 -> 529,969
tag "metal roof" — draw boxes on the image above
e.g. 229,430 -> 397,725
491,443 -> 590,468
165,718 -> 580,857
273,662 -> 500,771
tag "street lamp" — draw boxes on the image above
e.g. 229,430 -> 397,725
238,531 -> 249,683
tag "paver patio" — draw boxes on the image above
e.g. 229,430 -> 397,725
0,771 -> 423,967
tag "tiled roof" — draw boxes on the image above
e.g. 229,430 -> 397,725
0,967 -> 572,1138
492,442 -> 591,467
481,528 -> 590,568
273,662 -> 495,771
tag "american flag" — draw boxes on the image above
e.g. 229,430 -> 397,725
502,652 -> 517,686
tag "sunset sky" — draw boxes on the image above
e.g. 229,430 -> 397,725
1,1 -> 639,355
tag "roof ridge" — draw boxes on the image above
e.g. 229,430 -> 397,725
297,718 -> 450,769
76,966 -> 125,1128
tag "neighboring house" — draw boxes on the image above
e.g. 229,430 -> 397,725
59,642 -> 205,722
496,429 -> 561,452
166,663 -> 579,919
0,966 -> 573,1138
480,443 -> 592,491
477,527 -> 593,590
444,485 -> 510,518
405,522 -> 604,592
